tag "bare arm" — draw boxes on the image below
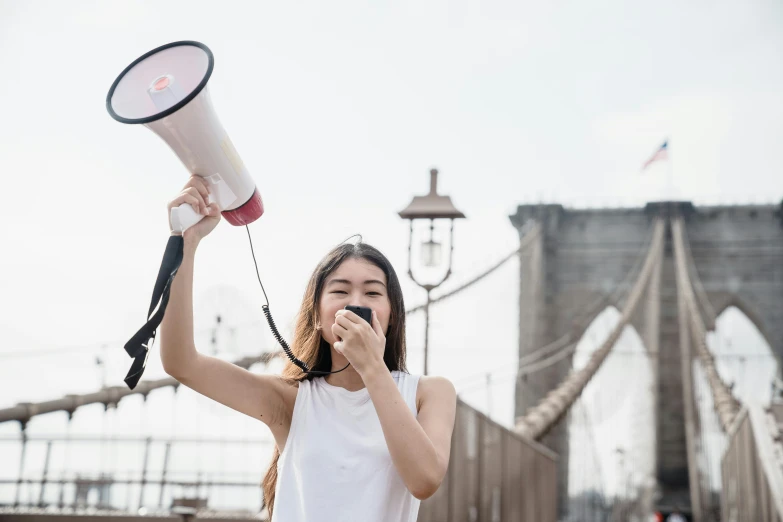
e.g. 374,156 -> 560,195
159,240 -> 293,436
158,176 -> 295,445
364,370 -> 457,500
158,239 -> 199,372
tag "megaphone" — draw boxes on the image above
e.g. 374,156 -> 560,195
106,40 -> 263,232
108,41 -> 268,390
109,41 -> 336,391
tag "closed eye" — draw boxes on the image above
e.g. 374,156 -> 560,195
331,290 -> 348,294
367,292 -> 382,296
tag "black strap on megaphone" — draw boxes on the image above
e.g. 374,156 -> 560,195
123,235 -> 184,389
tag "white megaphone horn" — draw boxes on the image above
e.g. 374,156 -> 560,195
106,40 -> 263,232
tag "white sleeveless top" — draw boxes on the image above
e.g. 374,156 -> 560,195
272,371 -> 421,522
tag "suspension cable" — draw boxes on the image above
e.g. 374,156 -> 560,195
514,218 -> 665,441
454,221 -> 657,391
682,220 -> 718,330
405,223 -> 542,315
672,217 -> 740,432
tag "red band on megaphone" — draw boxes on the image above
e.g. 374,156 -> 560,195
222,188 -> 264,226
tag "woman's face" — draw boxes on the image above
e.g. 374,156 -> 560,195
318,257 -> 391,346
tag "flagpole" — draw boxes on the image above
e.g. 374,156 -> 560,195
667,139 -> 675,201
641,140 -> 672,201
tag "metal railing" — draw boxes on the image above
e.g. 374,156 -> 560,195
0,434 -> 272,517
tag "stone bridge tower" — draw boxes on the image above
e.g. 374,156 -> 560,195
510,201 -> 783,514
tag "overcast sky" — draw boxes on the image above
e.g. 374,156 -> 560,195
1,0 -> 781,507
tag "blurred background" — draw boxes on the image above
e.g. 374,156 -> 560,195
1,1 -> 782,521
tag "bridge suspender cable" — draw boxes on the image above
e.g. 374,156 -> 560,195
671,217 -> 740,432
681,220 -> 718,331
455,221 -> 658,392
514,218 -> 666,441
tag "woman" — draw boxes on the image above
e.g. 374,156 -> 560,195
160,175 -> 458,521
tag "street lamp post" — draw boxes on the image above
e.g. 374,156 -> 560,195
398,168 -> 465,375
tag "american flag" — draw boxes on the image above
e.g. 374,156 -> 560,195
642,140 -> 668,171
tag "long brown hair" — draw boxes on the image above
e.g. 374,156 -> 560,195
261,242 -> 408,517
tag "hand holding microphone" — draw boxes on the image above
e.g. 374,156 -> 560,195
332,307 -> 386,378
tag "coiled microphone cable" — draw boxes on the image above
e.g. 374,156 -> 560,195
246,226 -> 349,375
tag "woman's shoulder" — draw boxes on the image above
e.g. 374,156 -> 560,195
415,374 -> 456,411
417,375 -> 456,394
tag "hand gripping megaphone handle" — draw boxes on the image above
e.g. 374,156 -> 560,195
169,174 -> 238,233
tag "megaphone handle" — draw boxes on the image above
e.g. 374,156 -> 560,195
170,202 -> 205,233
168,175 -> 235,233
